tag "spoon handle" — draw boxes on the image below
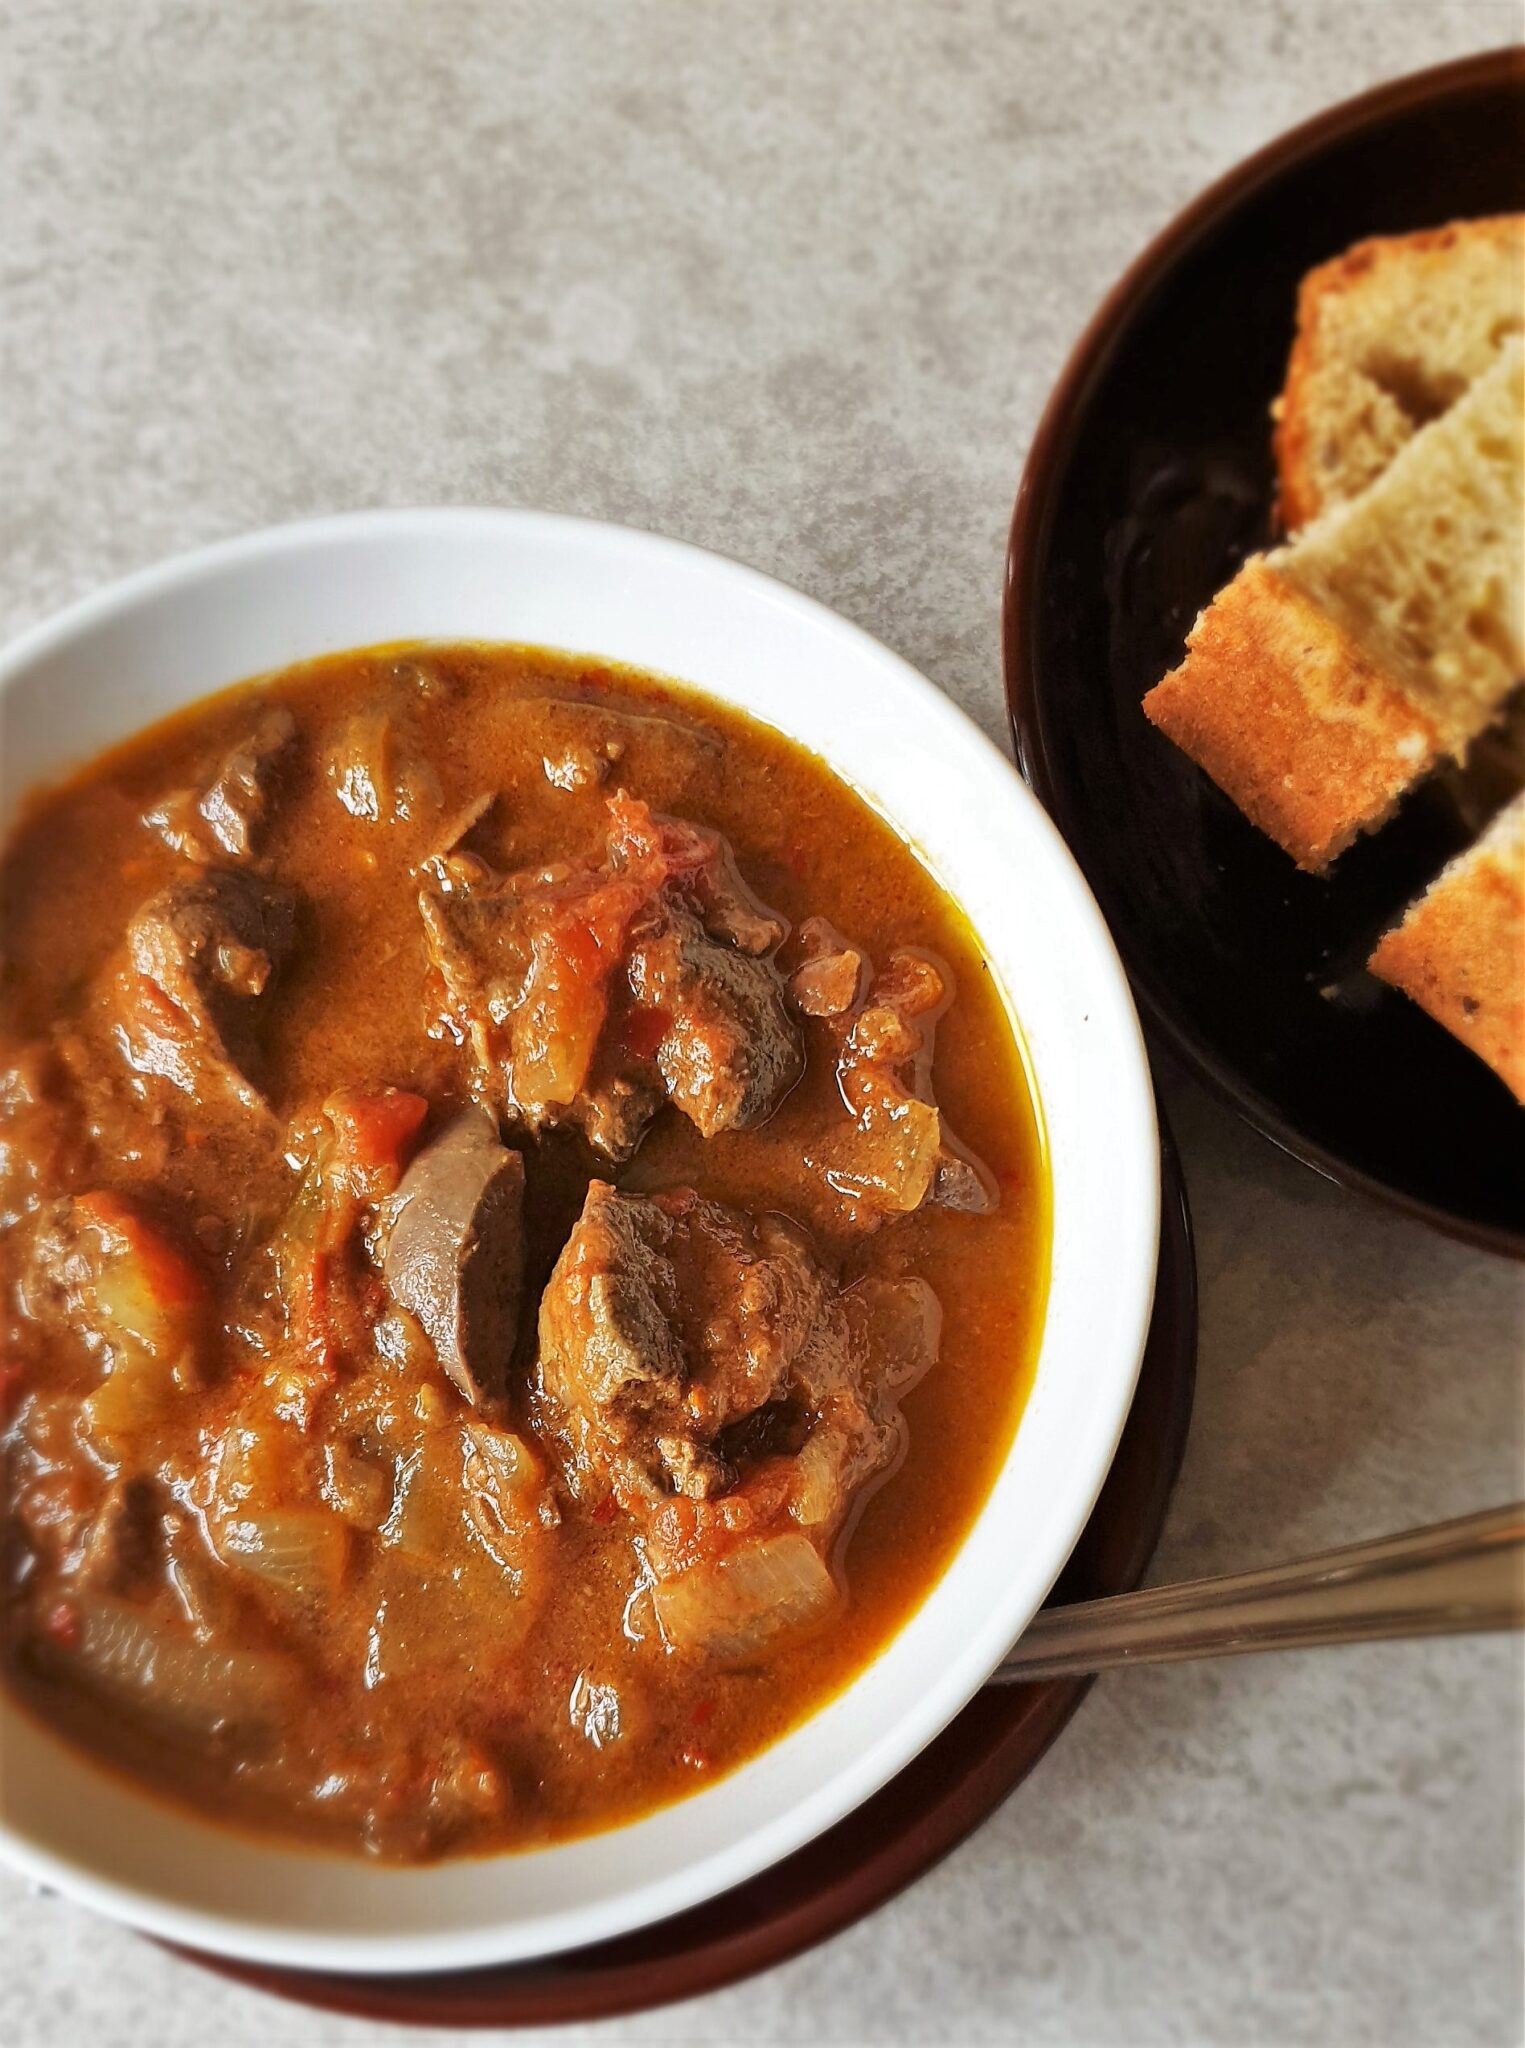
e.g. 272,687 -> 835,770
990,1502 -> 1525,1685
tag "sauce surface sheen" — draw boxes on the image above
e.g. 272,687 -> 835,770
0,642 -> 1048,1860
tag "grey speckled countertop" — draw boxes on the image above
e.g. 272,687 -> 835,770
2,4 -> 1523,2044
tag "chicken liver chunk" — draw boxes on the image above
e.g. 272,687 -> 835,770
536,1183 -> 826,1503
419,794 -> 797,1158
778,1273 -> 941,1536
537,1183 -> 942,1666
626,905 -> 802,1138
683,857 -> 785,958
382,1110 -> 525,1409
640,1265 -> 940,1639
419,882 -> 526,1110
537,1181 -> 939,1555
571,1070 -> 665,1159
122,869 -> 297,1112
143,706 -> 296,864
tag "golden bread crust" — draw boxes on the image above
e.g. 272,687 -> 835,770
1369,795 -> 1525,1102
1141,559 -> 1439,871
1274,215 -> 1525,529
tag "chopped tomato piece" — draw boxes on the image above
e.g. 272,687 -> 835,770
323,1086 -> 429,1199
604,790 -> 711,886
73,1191 -> 207,1362
284,1240 -> 368,1381
501,796 -> 725,1114
647,1494 -> 698,1557
277,1090 -> 425,1369
515,869 -> 657,1107
644,1458 -> 797,1574
75,1191 -> 204,1308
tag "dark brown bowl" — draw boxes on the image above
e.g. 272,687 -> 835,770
1004,47 -> 1525,1257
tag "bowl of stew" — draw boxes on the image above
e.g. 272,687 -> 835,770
0,509 -> 1158,1972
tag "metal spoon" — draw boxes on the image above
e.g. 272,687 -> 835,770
991,1502 -> 1525,1684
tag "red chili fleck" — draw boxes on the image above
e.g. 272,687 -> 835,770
591,1496 -> 619,1526
690,1697 -> 715,1728
43,1601 -> 80,1649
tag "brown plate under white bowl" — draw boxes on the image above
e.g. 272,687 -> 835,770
1004,47 -> 1525,1257
161,1121 -> 1195,2027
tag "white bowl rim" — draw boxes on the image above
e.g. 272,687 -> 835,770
0,507 -> 1160,1973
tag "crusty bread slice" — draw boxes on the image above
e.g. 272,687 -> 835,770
1141,559 -> 1441,868
1143,337 -> 1524,871
1275,215 -> 1525,528
1369,791 -> 1525,1102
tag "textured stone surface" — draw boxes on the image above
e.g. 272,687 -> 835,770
2,2 -> 1522,2043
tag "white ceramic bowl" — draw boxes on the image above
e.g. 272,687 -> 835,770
0,509 -> 1158,1973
